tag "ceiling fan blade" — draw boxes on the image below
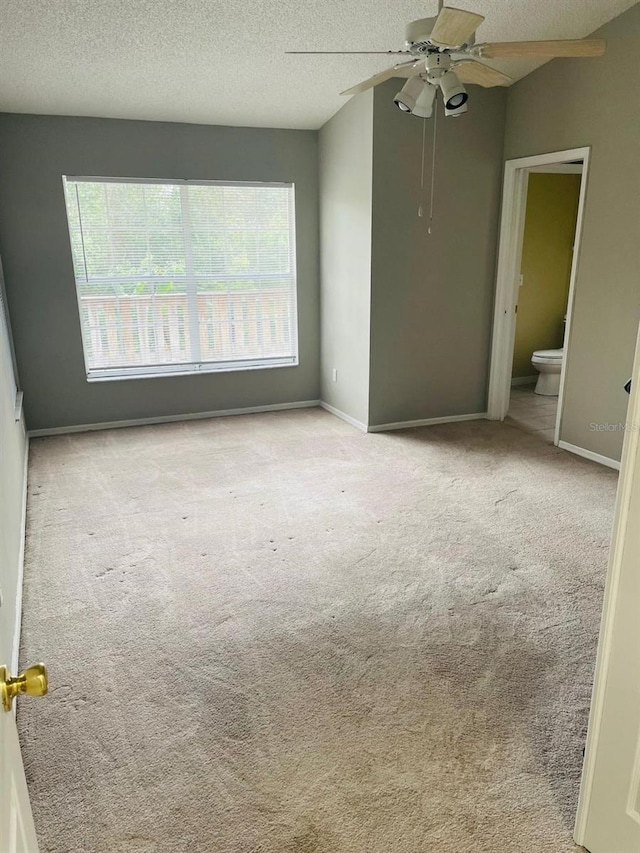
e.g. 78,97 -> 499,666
479,38 -> 606,59
454,60 -> 511,88
286,51 -> 410,55
340,61 -> 421,96
430,6 -> 485,47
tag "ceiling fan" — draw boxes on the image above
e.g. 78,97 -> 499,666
287,2 -> 606,118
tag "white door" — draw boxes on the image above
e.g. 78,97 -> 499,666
0,705 -> 39,852
1,273 -> 40,851
574,324 -> 640,852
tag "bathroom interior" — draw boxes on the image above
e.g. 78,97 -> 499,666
506,165 -> 583,443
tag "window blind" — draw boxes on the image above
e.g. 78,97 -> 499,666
62,177 -> 298,379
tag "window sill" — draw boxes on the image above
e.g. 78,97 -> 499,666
86,357 -> 299,383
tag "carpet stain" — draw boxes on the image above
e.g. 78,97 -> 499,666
290,823 -> 329,852
95,566 -> 115,578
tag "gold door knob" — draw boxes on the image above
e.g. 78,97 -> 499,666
0,663 -> 48,712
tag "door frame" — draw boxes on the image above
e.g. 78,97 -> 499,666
486,146 -> 591,445
574,320 -> 640,846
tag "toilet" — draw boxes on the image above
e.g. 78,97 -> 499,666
531,348 -> 563,396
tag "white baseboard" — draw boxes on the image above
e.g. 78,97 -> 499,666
11,433 -> 29,674
511,375 -> 538,387
319,401 -> 367,432
558,440 -> 621,471
367,412 -> 487,433
28,400 -> 321,438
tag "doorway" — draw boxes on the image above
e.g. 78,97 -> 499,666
487,147 -> 590,448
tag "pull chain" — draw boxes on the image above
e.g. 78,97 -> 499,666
418,116 -> 427,220
428,102 -> 438,235
418,100 -> 438,234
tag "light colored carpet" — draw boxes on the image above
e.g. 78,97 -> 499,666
18,410 -> 617,853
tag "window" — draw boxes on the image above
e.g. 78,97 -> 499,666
62,177 -> 298,380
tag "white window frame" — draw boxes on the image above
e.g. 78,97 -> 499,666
62,176 -> 299,381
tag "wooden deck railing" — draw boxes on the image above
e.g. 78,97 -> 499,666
80,289 -> 293,369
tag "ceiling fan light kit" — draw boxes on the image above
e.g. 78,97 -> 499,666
288,4 -> 606,121
412,82 -> 437,119
393,54 -> 468,119
439,70 -> 468,114
394,78 -> 436,118
393,76 -> 427,113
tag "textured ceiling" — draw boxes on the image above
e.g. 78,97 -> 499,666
0,0 -> 635,129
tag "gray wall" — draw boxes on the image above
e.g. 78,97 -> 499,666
0,115 -> 320,431
0,263 -> 28,665
505,4 -> 640,461
368,81 -> 506,427
319,92 -> 373,426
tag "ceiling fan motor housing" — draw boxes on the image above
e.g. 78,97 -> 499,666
405,17 -> 475,53
404,17 -> 437,52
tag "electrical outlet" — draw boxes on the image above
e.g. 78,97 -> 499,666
332,368 -> 338,382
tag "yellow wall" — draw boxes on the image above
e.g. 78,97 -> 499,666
512,173 -> 581,378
